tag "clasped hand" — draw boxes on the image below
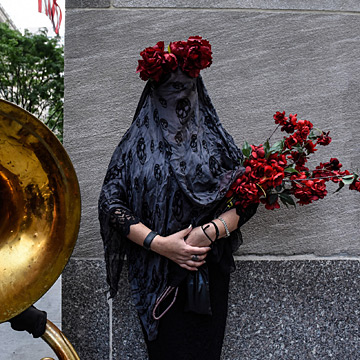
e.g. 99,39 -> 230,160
151,225 -> 212,271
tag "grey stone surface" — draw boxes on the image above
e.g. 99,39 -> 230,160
62,259 -> 110,359
112,268 -> 147,359
112,0 -> 360,11
0,323 -> 59,360
66,0 -> 110,8
0,279 -> 61,360
223,260 -> 360,359
64,9 -> 360,258
99,260 -> 360,359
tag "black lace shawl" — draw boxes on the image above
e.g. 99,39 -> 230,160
98,68 -> 245,340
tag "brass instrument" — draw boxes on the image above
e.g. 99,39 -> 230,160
0,99 -> 81,359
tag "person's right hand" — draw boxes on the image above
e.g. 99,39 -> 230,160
151,225 -> 211,271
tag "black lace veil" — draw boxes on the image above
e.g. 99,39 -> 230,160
98,68 -> 245,340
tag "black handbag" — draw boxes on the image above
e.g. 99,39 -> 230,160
184,264 -> 212,315
152,261 -> 212,319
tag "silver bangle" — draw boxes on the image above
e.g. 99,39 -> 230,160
218,217 -> 230,238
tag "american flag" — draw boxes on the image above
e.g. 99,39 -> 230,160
38,0 -> 62,35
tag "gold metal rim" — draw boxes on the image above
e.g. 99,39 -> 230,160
0,99 -> 81,322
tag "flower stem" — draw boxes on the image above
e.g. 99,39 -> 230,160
266,124 -> 280,142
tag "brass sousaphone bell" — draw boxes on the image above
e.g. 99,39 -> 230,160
0,99 -> 81,359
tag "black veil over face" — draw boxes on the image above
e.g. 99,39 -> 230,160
99,68 -> 244,340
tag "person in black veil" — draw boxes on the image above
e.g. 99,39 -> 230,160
98,36 -> 257,360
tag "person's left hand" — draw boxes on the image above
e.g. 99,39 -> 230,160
185,224 -> 215,248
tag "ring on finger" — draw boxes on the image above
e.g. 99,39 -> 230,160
191,255 -> 200,262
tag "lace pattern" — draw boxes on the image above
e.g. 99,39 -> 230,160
110,207 -> 140,237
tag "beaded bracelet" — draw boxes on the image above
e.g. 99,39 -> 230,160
218,216 -> 230,238
143,230 -> 158,250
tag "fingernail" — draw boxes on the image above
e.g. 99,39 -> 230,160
188,224 -> 192,229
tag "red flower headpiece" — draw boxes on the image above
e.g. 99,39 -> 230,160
136,36 -> 212,82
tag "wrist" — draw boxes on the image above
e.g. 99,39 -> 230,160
149,234 -> 163,254
143,231 -> 158,251
201,222 -> 217,244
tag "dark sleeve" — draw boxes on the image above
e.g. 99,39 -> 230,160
110,206 -> 140,237
8,306 -> 47,338
236,203 -> 259,227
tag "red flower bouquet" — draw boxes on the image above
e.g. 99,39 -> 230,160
136,36 -> 212,81
226,111 -> 360,212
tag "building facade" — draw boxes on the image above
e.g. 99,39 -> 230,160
0,4 -> 17,30
66,1 -> 360,359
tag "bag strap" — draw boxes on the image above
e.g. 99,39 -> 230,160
152,286 -> 178,320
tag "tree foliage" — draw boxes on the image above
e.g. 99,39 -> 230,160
0,22 -> 64,141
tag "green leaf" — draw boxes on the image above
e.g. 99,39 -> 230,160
308,130 -> 318,140
294,144 -> 305,153
280,198 -> 289,208
263,140 -> 270,155
268,193 -> 278,205
334,181 -> 345,193
268,140 -> 284,154
341,175 -> 355,185
279,192 -> 296,207
284,166 -> 299,174
242,141 -> 251,158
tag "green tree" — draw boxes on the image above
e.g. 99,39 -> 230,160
0,22 -> 64,141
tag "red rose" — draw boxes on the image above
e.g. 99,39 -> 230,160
322,158 -> 342,171
169,41 -> 188,61
138,36 -> 213,81
296,119 -> 312,140
269,152 -> 287,167
162,52 -> 178,72
273,111 -> 288,126
317,131 -> 332,146
187,35 -> 204,45
291,173 -> 327,205
279,113 -> 298,133
304,140 -> 317,154
313,158 -> 343,181
261,196 -> 280,210
350,180 -> 360,192
182,36 -> 212,78
251,145 -> 265,159
228,174 -> 261,209
136,41 -> 165,81
235,181 -> 261,208
284,134 -> 298,149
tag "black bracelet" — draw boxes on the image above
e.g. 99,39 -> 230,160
201,224 -> 214,245
143,231 -> 158,250
210,221 -> 219,241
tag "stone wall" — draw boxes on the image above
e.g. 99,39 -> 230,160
63,1 -> 360,359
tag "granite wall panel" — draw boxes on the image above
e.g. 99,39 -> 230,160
112,0 -> 360,12
112,269 -> 147,359
105,260 -> 360,359
62,259 -> 110,360
64,9 -> 360,258
222,260 -> 360,359
63,4 -> 360,360
66,0 -> 110,8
